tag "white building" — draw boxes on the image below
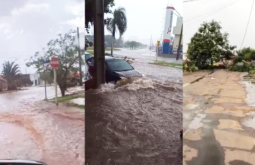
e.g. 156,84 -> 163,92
173,17 -> 183,50
29,73 -> 41,86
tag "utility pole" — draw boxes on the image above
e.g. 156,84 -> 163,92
42,48 -> 48,100
77,27 -> 82,86
150,35 -> 152,50
176,24 -> 183,60
94,0 -> 105,87
43,62 -> 47,100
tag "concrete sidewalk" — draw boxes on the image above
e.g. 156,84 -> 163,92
183,70 -> 255,165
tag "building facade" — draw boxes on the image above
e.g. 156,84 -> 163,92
173,17 -> 183,50
29,73 -> 41,86
162,6 -> 174,54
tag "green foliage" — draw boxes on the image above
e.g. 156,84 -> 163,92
236,47 -> 255,62
249,69 -> 255,75
2,61 -> 20,90
106,7 -> 127,55
85,0 -> 115,31
183,62 -> 198,72
26,29 -> 80,96
125,41 -> 146,49
231,62 -> 255,73
187,20 -> 236,69
40,72 -> 53,85
86,35 -> 124,48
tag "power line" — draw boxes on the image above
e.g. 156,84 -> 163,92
184,0 -> 204,2
184,0 -> 212,7
240,0 -> 255,49
186,0 -> 241,25
185,0 -> 233,22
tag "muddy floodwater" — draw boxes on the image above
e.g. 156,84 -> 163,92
86,61 -> 182,165
0,87 -> 85,165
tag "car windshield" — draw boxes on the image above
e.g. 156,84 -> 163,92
106,59 -> 133,71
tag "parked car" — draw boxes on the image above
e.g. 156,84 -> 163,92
86,56 -> 143,83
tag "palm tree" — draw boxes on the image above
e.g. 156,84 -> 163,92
107,7 -> 127,56
2,61 -> 20,90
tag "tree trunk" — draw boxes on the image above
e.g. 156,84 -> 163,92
111,36 -> 114,56
60,86 -> 65,96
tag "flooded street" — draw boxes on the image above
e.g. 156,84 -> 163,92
0,87 -> 84,165
106,48 -> 183,64
86,57 -> 183,164
183,70 -> 255,165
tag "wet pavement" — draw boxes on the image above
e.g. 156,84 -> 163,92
183,70 -> 255,165
86,60 -> 182,164
106,48 -> 183,64
0,86 -> 84,165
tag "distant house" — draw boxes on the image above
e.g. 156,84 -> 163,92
0,76 -> 7,91
29,73 -> 41,86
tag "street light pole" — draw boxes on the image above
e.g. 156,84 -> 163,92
94,0 -> 105,87
176,24 -> 183,60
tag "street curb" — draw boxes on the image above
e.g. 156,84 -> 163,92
183,70 -> 214,88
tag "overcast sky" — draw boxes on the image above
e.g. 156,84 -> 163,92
0,0 -> 84,74
86,0 -> 183,46
184,0 -> 255,53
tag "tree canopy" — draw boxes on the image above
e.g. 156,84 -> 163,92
187,20 -> 236,69
2,61 -> 20,90
85,0 -> 115,32
26,29 -> 81,96
106,7 -> 127,55
125,41 -> 146,49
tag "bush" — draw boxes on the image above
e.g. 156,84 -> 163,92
231,62 -> 255,72
244,53 -> 251,61
187,20 -> 236,69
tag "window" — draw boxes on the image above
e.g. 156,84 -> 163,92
87,57 -> 94,66
106,59 -> 133,71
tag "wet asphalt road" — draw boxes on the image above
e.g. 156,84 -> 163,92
0,86 -> 84,165
86,57 -> 183,165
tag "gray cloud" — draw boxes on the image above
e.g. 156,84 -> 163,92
0,0 -> 28,16
0,0 -> 84,74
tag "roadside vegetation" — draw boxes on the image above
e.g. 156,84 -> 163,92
184,20 -> 255,75
150,61 -> 183,68
48,94 -> 85,109
26,29 -> 83,96
1,61 -> 33,91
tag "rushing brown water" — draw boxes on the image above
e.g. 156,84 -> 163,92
0,87 -> 85,165
86,74 -> 183,164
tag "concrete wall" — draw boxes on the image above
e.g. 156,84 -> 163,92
29,73 -> 40,86
173,17 -> 183,49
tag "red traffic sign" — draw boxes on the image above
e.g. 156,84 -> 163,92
50,57 -> 59,69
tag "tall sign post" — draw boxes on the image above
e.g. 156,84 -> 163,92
43,59 -> 50,100
50,57 -> 59,105
156,41 -> 160,61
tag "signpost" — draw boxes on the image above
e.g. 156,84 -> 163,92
43,59 -> 50,100
50,57 -> 59,105
156,41 -> 160,61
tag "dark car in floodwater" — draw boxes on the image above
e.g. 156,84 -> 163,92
86,56 -> 143,83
